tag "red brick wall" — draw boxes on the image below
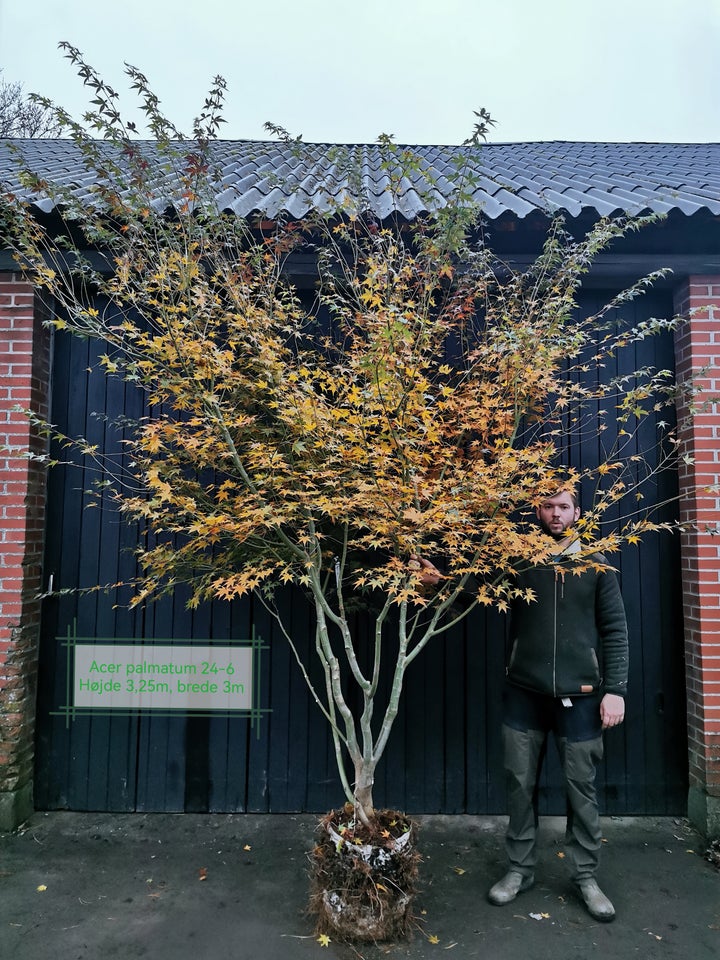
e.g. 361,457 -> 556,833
674,276 -> 720,835
0,272 -> 50,829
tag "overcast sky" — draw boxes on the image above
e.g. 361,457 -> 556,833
1,0 -> 719,144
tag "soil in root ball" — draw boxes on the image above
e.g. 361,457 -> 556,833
309,806 -> 420,943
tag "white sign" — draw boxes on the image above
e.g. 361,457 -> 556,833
73,644 -> 253,711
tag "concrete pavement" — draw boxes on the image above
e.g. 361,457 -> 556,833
1,812 -> 718,959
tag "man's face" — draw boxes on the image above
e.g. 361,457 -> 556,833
536,492 -> 580,539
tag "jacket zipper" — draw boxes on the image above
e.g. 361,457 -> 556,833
553,568 -> 565,696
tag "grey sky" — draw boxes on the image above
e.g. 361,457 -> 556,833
1,0 -> 719,144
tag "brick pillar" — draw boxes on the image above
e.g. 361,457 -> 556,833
0,273 -> 50,830
674,275 -> 720,837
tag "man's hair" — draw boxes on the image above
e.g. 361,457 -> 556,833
542,487 -> 580,510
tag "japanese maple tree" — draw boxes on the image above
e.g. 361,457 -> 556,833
1,48 -> 689,825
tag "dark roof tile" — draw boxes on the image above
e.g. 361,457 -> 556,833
1,139 -> 719,221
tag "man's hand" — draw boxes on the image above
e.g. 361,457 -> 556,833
600,693 -> 625,729
408,555 -> 441,587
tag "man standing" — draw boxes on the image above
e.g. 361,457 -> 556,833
486,489 -> 628,922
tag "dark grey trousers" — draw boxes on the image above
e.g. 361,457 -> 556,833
502,723 -> 604,881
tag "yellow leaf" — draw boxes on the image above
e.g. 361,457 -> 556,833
428,934 -> 440,944
243,844 -> 252,851
317,933 -> 331,947
452,866 -> 466,875
36,884 -> 47,892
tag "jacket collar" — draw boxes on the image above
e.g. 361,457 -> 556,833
547,534 -> 582,557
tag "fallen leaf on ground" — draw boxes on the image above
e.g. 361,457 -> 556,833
243,844 -> 252,851
198,867 -> 208,881
36,884 -> 47,892
317,933 -> 331,947
452,866 -> 466,875
428,934 -> 440,944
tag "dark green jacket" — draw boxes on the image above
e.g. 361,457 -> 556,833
507,550 -> 629,699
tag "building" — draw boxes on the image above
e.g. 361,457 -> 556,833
1,139 -> 719,833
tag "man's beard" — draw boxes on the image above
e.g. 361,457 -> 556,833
539,518 -> 573,541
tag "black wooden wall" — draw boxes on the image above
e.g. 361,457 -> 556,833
33,290 -> 688,815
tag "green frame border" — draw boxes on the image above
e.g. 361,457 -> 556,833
52,621 -> 271,737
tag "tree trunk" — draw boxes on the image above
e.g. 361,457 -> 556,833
354,763 -> 375,824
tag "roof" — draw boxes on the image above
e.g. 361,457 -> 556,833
2,138 -> 720,223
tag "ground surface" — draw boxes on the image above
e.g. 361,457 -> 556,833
1,812 -> 718,959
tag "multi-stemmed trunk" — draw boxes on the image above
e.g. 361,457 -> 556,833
283,562 -> 463,827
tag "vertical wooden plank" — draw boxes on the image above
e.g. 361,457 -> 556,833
264,588 -> 300,811
421,620 -> 449,811
179,597 -> 215,812
134,589 -> 186,812
207,597 -> 252,812
56,330 -> 96,811
484,608 -> 508,813
33,327 -> 74,808
464,609 -> 487,815
245,597 -> 275,811
442,625 -> 467,813
81,354 -> 138,811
